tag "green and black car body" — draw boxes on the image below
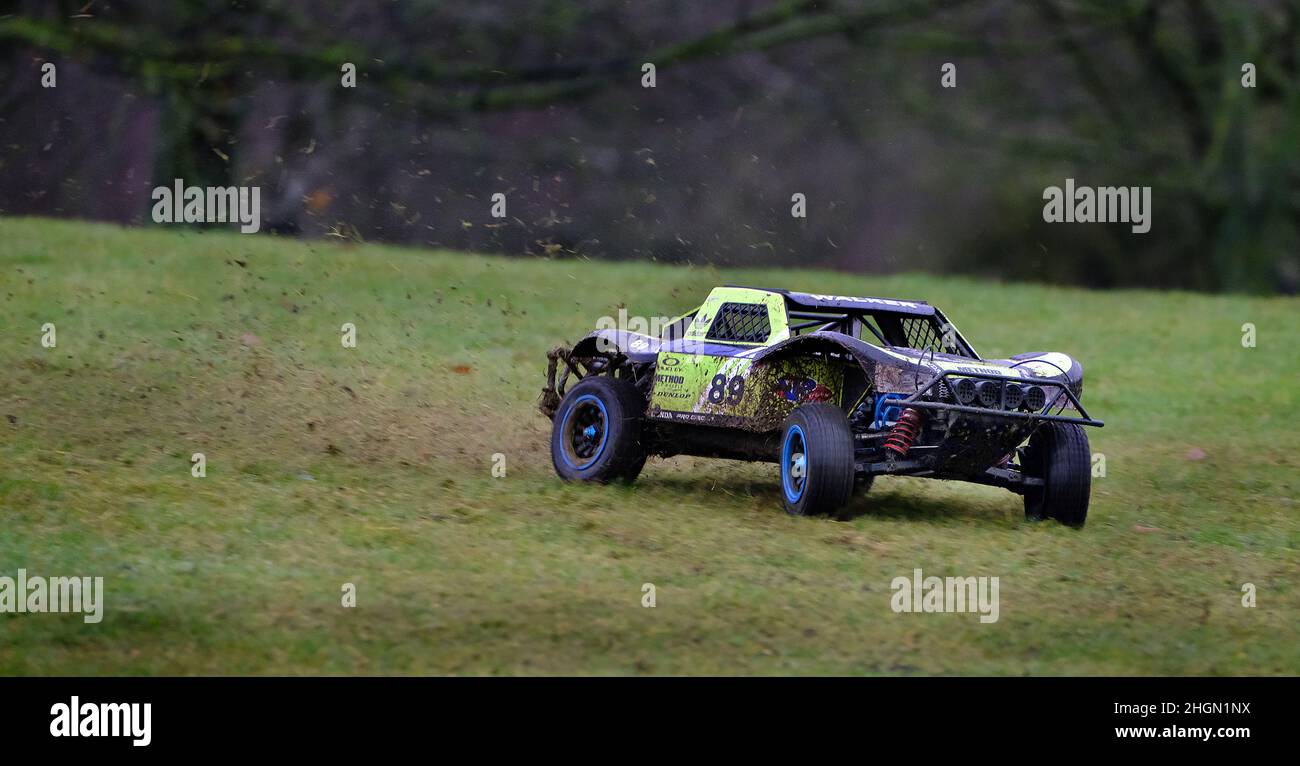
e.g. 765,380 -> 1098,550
541,286 -> 1103,525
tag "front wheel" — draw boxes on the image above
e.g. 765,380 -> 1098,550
550,376 -> 647,483
1021,423 -> 1091,527
779,404 -> 856,517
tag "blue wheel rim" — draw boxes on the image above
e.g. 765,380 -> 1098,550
560,394 -> 609,470
782,424 -> 807,503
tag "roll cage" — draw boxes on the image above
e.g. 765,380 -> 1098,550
670,285 -> 981,358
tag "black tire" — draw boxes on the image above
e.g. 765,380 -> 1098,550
1021,423 -> 1091,527
621,452 -> 648,483
778,404 -> 856,517
550,376 -> 647,483
833,474 -> 876,521
1020,440 -> 1046,522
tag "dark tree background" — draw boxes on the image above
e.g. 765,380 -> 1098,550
1,0 -> 1297,293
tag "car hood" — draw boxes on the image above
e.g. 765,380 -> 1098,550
860,345 -> 1084,396
750,332 -> 1084,397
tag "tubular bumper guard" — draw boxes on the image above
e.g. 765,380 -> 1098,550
896,370 -> 1104,428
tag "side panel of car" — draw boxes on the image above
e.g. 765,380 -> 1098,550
648,352 -> 845,430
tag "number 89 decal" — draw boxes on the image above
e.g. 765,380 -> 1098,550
708,374 -> 745,405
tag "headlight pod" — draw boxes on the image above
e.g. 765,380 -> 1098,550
976,380 -> 1001,408
1024,385 -> 1047,412
954,377 -> 977,405
954,377 -> 1048,411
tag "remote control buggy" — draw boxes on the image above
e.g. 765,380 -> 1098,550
540,286 -> 1103,525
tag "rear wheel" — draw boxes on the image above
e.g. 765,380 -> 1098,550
779,404 -> 856,517
1022,423 -> 1091,527
550,376 -> 647,483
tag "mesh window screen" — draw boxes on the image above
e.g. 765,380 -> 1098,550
900,317 -> 943,351
705,302 -> 771,343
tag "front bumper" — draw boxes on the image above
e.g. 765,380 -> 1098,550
890,370 -> 1104,428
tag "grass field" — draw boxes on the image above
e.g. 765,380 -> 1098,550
1,217 -> 1297,675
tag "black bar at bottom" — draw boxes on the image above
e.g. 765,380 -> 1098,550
0,676 -> 1288,754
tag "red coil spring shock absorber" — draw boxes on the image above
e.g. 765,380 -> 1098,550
883,408 -> 924,457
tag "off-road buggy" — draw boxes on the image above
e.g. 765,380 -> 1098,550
540,286 -> 1103,526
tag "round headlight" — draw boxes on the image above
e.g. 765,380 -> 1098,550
955,377 -> 977,405
976,380 -> 1001,407
1024,385 -> 1046,412
1003,383 -> 1024,410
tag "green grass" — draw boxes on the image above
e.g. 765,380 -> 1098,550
0,217 -> 1297,675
